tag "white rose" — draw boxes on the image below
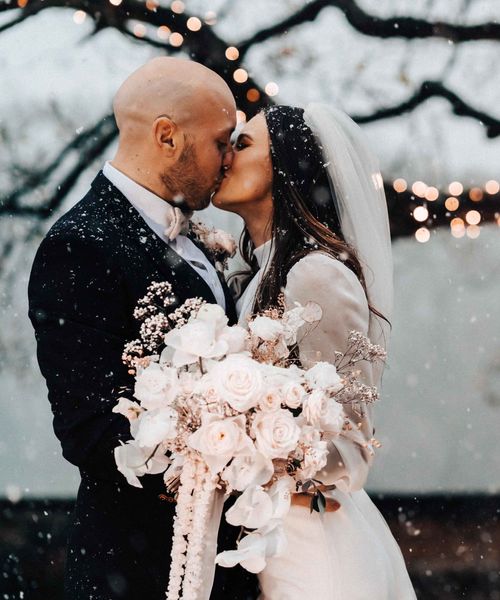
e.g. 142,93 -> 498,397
305,361 -> 343,392
225,485 -> 273,529
252,409 -> 301,459
299,440 -> 329,480
112,397 -> 143,421
216,230 -> 237,256
219,325 -> 249,355
193,303 -> 228,334
302,390 -> 345,433
188,413 -> 254,474
163,320 -> 228,367
249,316 -> 284,342
280,381 -> 306,409
209,355 -> 263,412
258,388 -> 283,412
134,363 -> 179,409
223,452 -> 274,492
134,407 -> 178,447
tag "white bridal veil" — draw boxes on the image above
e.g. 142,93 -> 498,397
303,103 -> 393,351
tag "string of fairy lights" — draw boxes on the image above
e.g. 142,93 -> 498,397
390,178 -> 500,242
58,0 -> 500,243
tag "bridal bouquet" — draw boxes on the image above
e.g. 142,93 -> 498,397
113,282 -> 386,600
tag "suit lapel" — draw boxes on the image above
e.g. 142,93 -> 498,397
90,172 -> 217,305
187,229 -> 238,325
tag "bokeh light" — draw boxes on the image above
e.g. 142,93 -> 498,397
233,68 -> 248,83
225,47 -> 240,61
413,206 -> 429,222
393,178 -> 407,193
415,228 -> 430,243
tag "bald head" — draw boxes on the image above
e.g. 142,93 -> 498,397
111,57 -> 237,210
113,57 -> 234,134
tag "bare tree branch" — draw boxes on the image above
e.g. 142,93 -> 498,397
236,0 -> 500,58
352,81 -> 500,138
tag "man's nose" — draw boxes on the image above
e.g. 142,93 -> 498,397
222,146 -> 234,170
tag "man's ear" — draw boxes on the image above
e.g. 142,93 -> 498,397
153,116 -> 184,158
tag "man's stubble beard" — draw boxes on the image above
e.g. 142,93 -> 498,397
161,140 -> 212,211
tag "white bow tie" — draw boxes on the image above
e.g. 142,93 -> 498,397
165,206 -> 192,241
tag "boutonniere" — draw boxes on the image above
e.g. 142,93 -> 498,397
189,221 -> 237,272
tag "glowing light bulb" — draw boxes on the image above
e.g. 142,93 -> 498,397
225,47 -> 239,61
444,197 -> 459,211
246,88 -> 260,103
393,178 -> 407,193
265,82 -> 279,97
466,225 -> 480,239
413,206 -> 429,222
133,23 -> 146,37
73,10 -> 86,24
450,217 -> 465,238
465,210 -> 481,225
169,32 -> 184,46
204,11 -> 217,25
170,0 -> 185,13
233,68 -> 248,83
485,180 -> 500,195
157,26 -> 170,40
187,17 -> 202,31
425,187 -> 439,201
411,181 -> 427,198
469,187 -> 483,202
415,228 -> 430,243
109,0 -> 122,6
448,181 -> 463,196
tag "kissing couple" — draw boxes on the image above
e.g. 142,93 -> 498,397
29,57 -> 416,600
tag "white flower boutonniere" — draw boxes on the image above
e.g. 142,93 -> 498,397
189,221 -> 237,271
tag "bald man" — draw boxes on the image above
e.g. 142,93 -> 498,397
28,58 -> 258,600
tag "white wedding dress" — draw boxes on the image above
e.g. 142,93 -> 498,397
236,242 -> 417,600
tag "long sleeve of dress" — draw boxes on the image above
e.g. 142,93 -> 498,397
284,252 -> 376,492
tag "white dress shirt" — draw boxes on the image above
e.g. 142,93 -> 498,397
103,162 -> 226,309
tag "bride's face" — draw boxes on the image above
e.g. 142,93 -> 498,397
211,113 -> 273,214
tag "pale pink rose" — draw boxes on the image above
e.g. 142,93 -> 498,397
249,316 -> 284,342
280,381 -> 306,409
134,363 -> 179,409
258,388 -> 283,412
305,361 -> 342,392
219,325 -> 248,355
209,355 -> 263,412
299,440 -> 329,479
302,390 -> 344,433
252,409 -> 301,459
188,413 -> 254,474
214,230 -> 237,257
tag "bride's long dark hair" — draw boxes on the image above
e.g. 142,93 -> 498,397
238,105 -> 388,326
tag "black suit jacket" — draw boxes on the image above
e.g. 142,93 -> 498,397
28,172 -> 258,600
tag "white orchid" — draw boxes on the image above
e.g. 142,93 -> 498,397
114,440 -> 169,488
134,407 -> 178,448
223,452 -> 274,492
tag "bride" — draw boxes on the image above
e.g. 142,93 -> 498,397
212,104 -> 417,599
